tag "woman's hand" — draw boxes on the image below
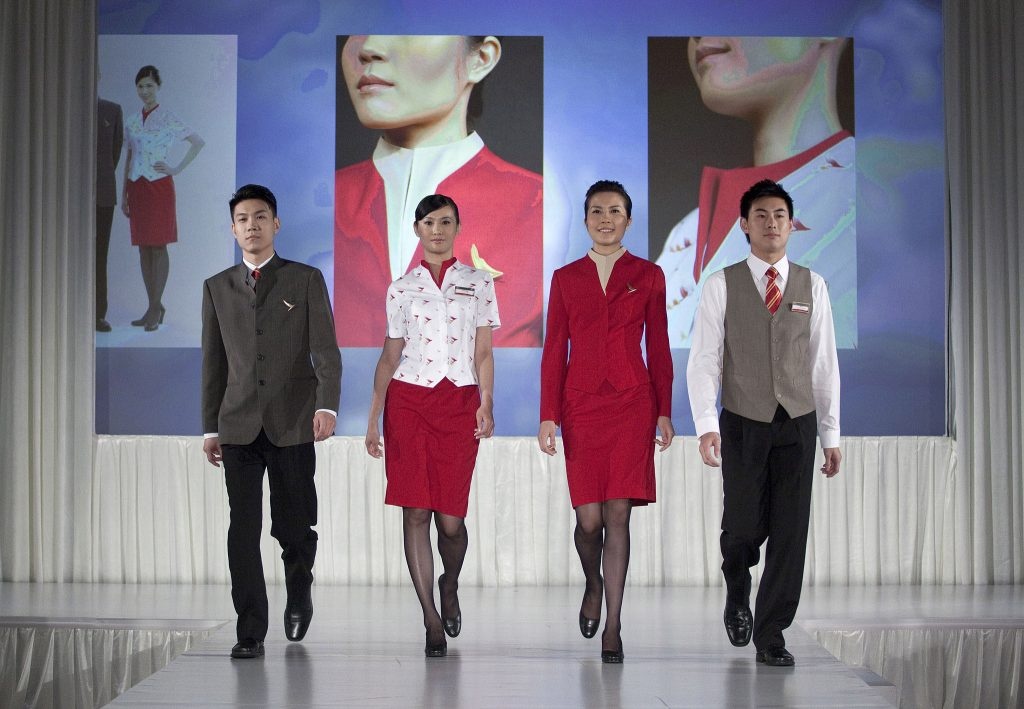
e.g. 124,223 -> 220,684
153,160 -> 177,176
474,402 -> 494,439
121,193 -> 130,217
655,415 -> 675,451
365,422 -> 383,458
538,420 -> 558,456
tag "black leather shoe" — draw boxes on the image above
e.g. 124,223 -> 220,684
230,639 -> 264,659
601,648 -> 624,664
756,647 -> 795,666
425,632 -> 448,658
96,318 -> 112,332
285,589 -> 313,641
438,574 -> 461,638
724,599 -> 753,647
578,612 -> 599,639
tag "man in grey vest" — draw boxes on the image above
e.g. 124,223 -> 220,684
202,184 -> 341,659
687,179 -> 841,666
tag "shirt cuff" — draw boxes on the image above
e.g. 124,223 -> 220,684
694,415 -> 720,438
203,432 -> 218,439
315,409 -> 337,418
819,429 -> 840,449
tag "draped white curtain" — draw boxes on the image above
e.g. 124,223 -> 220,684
86,436 -> 957,586
945,0 -> 1024,584
0,0 -> 1022,586
0,0 -> 97,582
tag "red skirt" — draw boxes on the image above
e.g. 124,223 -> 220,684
127,176 -> 177,246
561,381 -> 658,507
383,377 -> 481,517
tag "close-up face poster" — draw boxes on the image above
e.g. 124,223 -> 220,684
95,0 -> 944,438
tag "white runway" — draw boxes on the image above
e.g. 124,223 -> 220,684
2,583 -> 1022,707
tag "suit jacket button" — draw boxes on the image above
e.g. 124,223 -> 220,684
256,329 -> 263,335
257,354 -> 265,361
258,379 -> 266,386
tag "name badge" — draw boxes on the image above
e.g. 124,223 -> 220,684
454,286 -> 475,297
790,302 -> 810,314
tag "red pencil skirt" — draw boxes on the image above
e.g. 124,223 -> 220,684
561,381 -> 658,508
383,377 -> 481,518
127,176 -> 178,246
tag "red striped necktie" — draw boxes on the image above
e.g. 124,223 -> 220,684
251,268 -> 261,291
765,266 -> 781,314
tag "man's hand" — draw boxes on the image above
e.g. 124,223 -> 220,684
203,436 -> 223,467
698,432 -> 721,467
313,411 -> 336,442
538,420 -> 558,456
474,402 -> 494,439
821,447 -> 842,477
655,415 -> 675,451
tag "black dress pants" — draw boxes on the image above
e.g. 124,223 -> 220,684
96,205 -> 114,320
719,406 -> 816,651
221,429 -> 318,642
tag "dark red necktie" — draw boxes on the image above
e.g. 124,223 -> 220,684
251,268 -> 261,291
765,266 -> 781,314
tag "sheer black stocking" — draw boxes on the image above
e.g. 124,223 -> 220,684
402,508 -> 444,646
574,503 -> 605,622
599,499 -> 632,652
435,513 -> 467,622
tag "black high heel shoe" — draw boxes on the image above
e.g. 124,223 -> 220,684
579,612 -> 600,639
578,578 -> 602,638
438,574 -> 462,638
424,631 -> 447,658
133,305 -> 165,328
143,305 -> 166,332
601,631 -> 624,664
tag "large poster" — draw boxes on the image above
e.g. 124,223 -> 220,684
97,1 -> 945,437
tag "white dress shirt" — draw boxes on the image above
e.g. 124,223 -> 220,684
387,260 -> 500,387
686,254 -> 841,448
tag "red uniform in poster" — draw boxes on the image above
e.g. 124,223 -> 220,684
334,147 -> 543,347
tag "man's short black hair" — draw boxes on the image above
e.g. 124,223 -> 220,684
230,184 -> 278,219
584,179 -> 632,218
739,179 -> 793,220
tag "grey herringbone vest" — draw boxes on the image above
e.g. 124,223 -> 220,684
722,261 -> 815,422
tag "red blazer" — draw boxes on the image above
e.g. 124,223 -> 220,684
333,147 -> 543,347
540,252 -> 673,426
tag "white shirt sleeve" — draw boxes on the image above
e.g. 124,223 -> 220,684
686,270 -> 727,437
475,274 -> 501,329
385,281 -> 406,339
809,273 -> 841,448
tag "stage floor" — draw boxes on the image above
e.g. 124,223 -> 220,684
3,583 -> 1022,707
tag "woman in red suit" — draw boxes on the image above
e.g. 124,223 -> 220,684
539,180 -> 675,663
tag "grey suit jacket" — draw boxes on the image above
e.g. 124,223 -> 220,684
201,255 -> 342,447
97,98 -> 123,208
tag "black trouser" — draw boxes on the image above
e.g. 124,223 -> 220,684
221,430 -> 318,642
719,406 -> 816,651
96,205 -> 114,320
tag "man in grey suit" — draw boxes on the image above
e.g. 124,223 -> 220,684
202,184 -> 341,659
96,96 -> 123,331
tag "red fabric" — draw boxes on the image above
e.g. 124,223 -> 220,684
423,257 -> 457,288
694,130 -> 851,282
126,176 -> 177,246
765,266 -> 781,314
540,252 -> 673,425
382,377 -> 481,517
561,381 -> 657,506
334,147 -> 543,347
